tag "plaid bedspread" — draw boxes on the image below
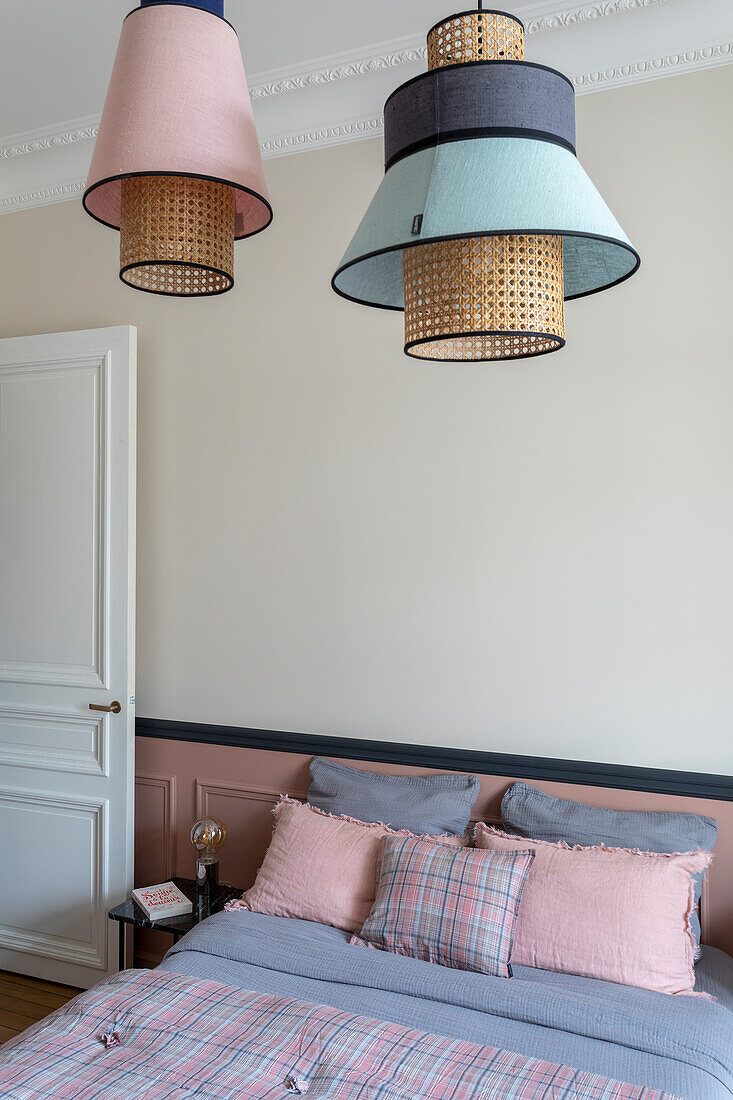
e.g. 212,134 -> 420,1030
0,969 -> 682,1099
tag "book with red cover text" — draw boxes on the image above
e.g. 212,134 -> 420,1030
132,881 -> 193,920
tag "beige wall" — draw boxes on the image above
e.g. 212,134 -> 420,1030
1,65 -> 732,772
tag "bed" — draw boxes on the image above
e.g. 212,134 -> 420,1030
1,911 -> 732,1098
1,754 -> 733,1099
165,912 -> 733,1097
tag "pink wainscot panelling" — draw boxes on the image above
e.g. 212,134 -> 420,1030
136,737 -> 310,891
134,737 -> 733,966
133,739 -> 309,965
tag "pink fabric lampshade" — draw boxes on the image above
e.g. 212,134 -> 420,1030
84,3 -> 271,239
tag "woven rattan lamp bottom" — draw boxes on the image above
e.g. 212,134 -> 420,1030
119,175 -> 235,296
403,234 -> 566,362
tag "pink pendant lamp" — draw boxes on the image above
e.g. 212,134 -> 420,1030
84,0 -> 272,296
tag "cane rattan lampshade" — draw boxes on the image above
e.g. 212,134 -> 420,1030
84,0 -> 272,296
332,5 -> 640,361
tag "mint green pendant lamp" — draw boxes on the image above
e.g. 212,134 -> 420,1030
332,6 -> 640,362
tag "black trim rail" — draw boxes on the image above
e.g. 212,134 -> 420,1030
136,718 -> 733,803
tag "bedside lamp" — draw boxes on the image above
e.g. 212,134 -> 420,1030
190,817 -> 227,895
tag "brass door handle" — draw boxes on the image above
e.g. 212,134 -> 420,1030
89,701 -> 122,714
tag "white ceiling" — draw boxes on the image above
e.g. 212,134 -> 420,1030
1,0 -> 731,212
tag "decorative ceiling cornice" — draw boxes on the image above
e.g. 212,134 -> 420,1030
259,116 -> 384,158
249,42 -> 426,101
247,0 -> 670,102
248,40 -> 733,155
525,0 -> 666,34
0,180 -> 85,212
573,41 -> 732,89
0,118 -> 99,160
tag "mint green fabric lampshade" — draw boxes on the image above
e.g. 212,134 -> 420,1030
333,6 -> 640,362
332,137 -> 640,310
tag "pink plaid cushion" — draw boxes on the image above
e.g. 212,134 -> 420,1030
350,835 -> 534,976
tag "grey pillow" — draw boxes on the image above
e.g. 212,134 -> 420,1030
308,757 -> 479,836
501,781 -> 718,948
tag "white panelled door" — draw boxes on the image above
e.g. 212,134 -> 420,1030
0,327 -> 136,988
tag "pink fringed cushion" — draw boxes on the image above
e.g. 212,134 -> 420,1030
474,823 -> 712,996
351,836 -> 534,976
232,798 -> 465,933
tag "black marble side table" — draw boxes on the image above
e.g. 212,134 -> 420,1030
108,876 -> 242,970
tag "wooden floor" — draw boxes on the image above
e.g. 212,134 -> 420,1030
0,970 -> 81,1046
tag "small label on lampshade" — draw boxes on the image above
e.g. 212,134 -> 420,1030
411,214 -> 423,235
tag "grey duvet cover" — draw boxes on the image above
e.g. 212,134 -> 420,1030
161,910 -> 733,1099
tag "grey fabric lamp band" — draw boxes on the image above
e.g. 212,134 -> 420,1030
384,61 -> 576,169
